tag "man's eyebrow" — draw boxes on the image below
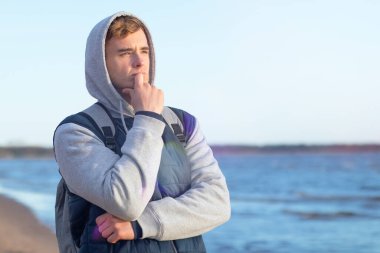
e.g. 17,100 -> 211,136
117,48 -> 134,53
117,46 -> 149,53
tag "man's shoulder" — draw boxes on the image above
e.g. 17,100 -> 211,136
54,103 -> 105,140
163,106 -> 197,141
56,103 -> 102,128
164,106 -> 195,119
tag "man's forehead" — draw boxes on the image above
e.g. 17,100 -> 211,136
108,30 -> 148,47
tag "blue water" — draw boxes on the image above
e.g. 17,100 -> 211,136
1,152 -> 380,253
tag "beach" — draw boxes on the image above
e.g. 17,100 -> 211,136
0,194 -> 58,253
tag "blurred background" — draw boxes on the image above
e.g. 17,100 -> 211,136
0,1 -> 379,252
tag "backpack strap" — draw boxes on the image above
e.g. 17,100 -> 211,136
163,106 -> 197,145
162,107 -> 186,144
82,102 -> 117,152
82,104 -> 194,149
55,102 -> 117,151
57,103 -> 192,152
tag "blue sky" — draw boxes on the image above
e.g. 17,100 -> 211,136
1,0 -> 379,146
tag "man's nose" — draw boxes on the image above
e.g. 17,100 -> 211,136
132,54 -> 144,68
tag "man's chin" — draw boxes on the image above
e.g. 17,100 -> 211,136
121,94 -> 132,104
113,88 -> 132,104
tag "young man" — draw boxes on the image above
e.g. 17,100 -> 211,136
54,12 -> 230,253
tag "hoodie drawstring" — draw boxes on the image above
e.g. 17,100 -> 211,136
119,100 -> 129,134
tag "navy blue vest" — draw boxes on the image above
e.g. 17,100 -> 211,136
58,106 -> 206,253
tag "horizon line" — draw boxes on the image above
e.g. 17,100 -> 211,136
1,143 -> 380,149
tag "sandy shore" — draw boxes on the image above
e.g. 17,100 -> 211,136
0,194 -> 58,253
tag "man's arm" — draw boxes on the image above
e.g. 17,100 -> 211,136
54,114 -> 165,221
136,118 -> 231,240
55,74 -> 165,221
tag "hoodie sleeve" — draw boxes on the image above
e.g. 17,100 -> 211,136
137,117 -> 231,240
54,114 -> 165,221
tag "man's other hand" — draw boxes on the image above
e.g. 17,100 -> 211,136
96,213 -> 135,243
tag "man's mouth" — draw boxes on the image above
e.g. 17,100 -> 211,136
131,72 -> 145,76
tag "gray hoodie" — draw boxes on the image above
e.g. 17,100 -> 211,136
54,11 -> 230,241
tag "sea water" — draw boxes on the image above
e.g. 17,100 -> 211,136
0,152 -> 379,253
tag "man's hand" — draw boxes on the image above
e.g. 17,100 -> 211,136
122,73 -> 164,114
95,213 -> 135,243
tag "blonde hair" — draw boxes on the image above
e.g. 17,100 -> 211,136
106,16 -> 143,41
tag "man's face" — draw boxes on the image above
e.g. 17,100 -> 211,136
105,29 -> 150,97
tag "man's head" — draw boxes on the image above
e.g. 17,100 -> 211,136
85,12 -> 155,114
105,16 -> 150,98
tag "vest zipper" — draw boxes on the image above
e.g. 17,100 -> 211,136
109,244 -> 114,253
170,241 -> 178,253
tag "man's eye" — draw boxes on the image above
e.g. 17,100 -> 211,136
142,50 -> 149,54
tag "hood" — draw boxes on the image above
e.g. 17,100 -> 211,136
85,12 -> 156,117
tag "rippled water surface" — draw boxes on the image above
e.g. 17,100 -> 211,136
205,152 -> 380,253
1,152 -> 380,253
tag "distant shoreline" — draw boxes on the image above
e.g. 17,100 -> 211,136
1,144 -> 380,158
0,146 -> 54,159
211,144 -> 380,155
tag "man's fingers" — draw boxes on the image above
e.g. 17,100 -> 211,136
107,232 -> 119,244
95,213 -> 109,226
101,226 -> 114,238
125,73 -> 163,113
134,73 -> 144,88
98,220 -> 110,233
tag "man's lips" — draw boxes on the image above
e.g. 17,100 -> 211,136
131,72 -> 146,76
